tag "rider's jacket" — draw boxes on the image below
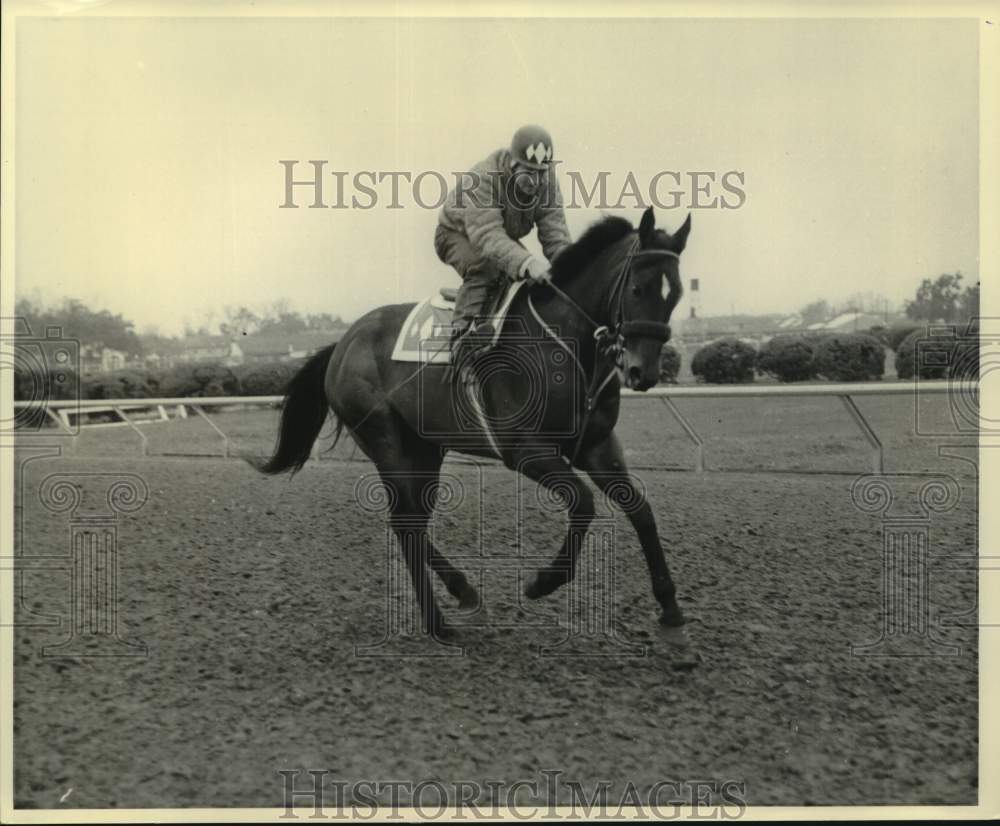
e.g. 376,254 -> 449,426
437,148 -> 572,278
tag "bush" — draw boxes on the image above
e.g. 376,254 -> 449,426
813,333 -> 885,381
658,345 -> 681,384
234,361 -> 302,396
691,338 -> 757,384
156,363 -> 239,397
62,361 -> 317,399
866,325 -> 888,346
895,325 -> 979,380
884,323 -> 924,351
83,369 -> 158,399
756,335 -> 817,382
13,365 -> 80,402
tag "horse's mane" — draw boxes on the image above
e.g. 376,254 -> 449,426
550,216 -> 634,285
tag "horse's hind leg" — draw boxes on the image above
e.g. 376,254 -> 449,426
384,468 -> 481,633
346,412 -> 477,634
427,542 -> 481,612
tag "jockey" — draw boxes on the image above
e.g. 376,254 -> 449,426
435,124 -> 573,367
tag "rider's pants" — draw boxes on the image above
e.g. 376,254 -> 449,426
434,225 -> 506,336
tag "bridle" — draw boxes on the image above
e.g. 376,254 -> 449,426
526,235 -> 681,462
608,239 -> 679,346
531,236 -> 679,360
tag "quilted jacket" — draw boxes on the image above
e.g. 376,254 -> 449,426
437,148 -> 572,278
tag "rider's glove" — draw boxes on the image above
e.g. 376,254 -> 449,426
519,256 -> 551,283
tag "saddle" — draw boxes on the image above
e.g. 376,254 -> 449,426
438,281 -> 508,320
390,280 -> 526,365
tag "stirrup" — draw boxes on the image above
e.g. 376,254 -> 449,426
471,320 -> 495,341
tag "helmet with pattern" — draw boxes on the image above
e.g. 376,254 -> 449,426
510,124 -> 555,170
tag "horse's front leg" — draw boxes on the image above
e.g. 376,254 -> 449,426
575,433 -> 685,629
508,449 -> 596,599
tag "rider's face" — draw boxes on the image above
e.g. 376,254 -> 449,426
510,162 -> 544,198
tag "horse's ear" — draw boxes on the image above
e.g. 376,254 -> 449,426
639,207 -> 656,247
672,213 -> 692,253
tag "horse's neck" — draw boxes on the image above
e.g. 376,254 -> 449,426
550,237 -> 628,328
524,239 -> 628,368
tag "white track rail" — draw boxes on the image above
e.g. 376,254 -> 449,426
14,381 -> 963,472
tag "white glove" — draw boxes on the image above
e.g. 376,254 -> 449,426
521,257 -> 550,283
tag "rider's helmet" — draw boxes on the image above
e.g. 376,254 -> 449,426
510,124 -> 554,170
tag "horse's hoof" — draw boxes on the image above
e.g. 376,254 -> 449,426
430,619 -> 458,641
525,571 -> 567,600
524,575 -> 551,600
658,622 -> 690,648
658,623 -> 701,670
669,650 -> 702,671
458,589 -> 481,612
524,577 -> 542,600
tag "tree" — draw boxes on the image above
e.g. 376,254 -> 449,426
16,297 -> 143,355
905,273 -> 965,323
306,312 -> 344,330
959,281 -> 980,321
841,291 -> 893,317
219,306 -> 261,337
257,311 -> 308,336
799,300 -> 831,326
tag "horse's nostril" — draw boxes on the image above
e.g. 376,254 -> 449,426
627,366 -> 641,383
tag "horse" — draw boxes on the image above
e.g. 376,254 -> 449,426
255,206 -> 695,658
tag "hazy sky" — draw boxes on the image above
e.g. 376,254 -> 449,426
15,15 -> 979,334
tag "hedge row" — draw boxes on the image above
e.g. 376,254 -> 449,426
693,333 -> 886,384
692,325 -> 980,384
15,327 -> 979,397
691,333 -> 885,384
13,360 -> 307,401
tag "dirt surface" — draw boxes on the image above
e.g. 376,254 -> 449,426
12,393 -> 978,809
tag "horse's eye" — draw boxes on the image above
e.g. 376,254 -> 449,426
631,285 -> 641,296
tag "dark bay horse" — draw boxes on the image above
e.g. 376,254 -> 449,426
257,206 -> 694,654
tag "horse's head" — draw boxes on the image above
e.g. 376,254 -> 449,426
616,207 -> 690,391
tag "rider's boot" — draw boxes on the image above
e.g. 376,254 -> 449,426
449,320 -> 494,382
448,261 -> 499,382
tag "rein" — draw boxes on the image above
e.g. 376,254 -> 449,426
526,237 -> 680,463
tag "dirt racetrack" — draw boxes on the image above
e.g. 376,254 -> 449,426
12,391 -> 978,808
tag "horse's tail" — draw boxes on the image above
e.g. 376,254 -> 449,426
256,343 -> 339,476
